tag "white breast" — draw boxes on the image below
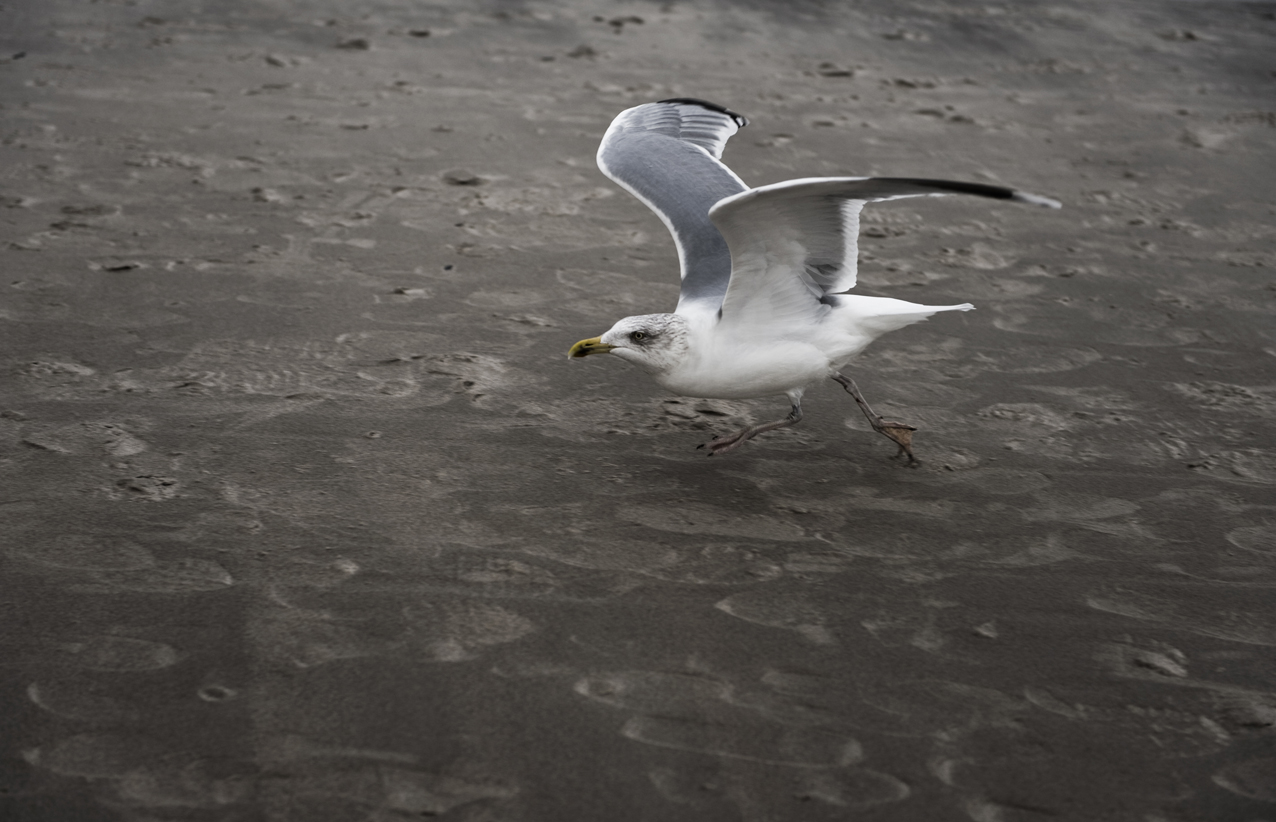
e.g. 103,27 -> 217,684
654,337 -> 831,400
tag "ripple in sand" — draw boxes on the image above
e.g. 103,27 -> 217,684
1087,584 -> 1276,646
946,469 -> 1053,496
1167,381 -> 1276,415
992,305 -> 1202,347
519,539 -> 681,574
412,551 -> 568,600
21,421 -> 149,456
116,757 -> 257,809
403,600 -> 535,662
28,681 -> 140,723
977,532 -> 1083,567
25,733 -> 164,778
639,544 -> 784,585
56,635 -> 180,671
247,755 -> 515,816
793,769 -> 911,807
1025,685 -> 1232,760
253,613 -> 388,668
715,590 -> 836,645
1213,757 -> 1276,802
70,558 -> 234,594
620,503 -> 807,542
576,671 -> 730,714
161,339 -> 421,398
1187,449 -> 1276,485
1227,525 -> 1276,557
522,540 -> 781,585
869,341 -> 1100,378
857,679 -> 1025,734
622,716 -> 862,767
9,534 -> 154,571
761,671 -> 919,736
577,668 -> 866,766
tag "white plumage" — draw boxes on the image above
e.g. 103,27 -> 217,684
570,98 -> 1059,460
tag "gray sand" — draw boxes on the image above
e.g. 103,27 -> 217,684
2,0 -> 1275,819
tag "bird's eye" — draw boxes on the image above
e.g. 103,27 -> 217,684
630,330 -> 647,342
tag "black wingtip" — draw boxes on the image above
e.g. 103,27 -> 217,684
656,97 -> 748,128
880,178 -> 1061,209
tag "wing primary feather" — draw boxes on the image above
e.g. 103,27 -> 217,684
656,97 -> 749,128
708,175 -> 1061,325
596,100 -> 751,315
866,177 -> 1062,208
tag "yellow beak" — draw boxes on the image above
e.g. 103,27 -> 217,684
568,336 -> 616,358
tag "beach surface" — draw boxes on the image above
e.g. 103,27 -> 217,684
2,0 -> 1275,819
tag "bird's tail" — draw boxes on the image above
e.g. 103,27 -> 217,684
833,295 -> 973,338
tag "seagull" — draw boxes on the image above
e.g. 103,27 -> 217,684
569,98 -> 1059,461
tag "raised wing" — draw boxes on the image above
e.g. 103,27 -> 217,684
596,99 -> 749,316
708,176 -> 1060,331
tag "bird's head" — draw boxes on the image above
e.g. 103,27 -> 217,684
568,313 -> 691,375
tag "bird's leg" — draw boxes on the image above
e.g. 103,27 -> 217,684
831,372 -> 918,465
698,401 -> 803,457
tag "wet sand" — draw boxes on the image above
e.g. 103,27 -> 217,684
2,0 -> 1275,819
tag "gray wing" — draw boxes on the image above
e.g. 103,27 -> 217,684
709,176 -> 1061,314
596,99 -> 749,317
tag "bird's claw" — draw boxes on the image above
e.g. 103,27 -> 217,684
873,420 -> 918,465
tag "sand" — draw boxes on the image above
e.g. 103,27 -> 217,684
2,0 -> 1275,819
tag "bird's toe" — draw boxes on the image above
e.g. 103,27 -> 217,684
700,433 -> 746,456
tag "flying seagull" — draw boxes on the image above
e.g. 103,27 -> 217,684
569,98 -> 1059,461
